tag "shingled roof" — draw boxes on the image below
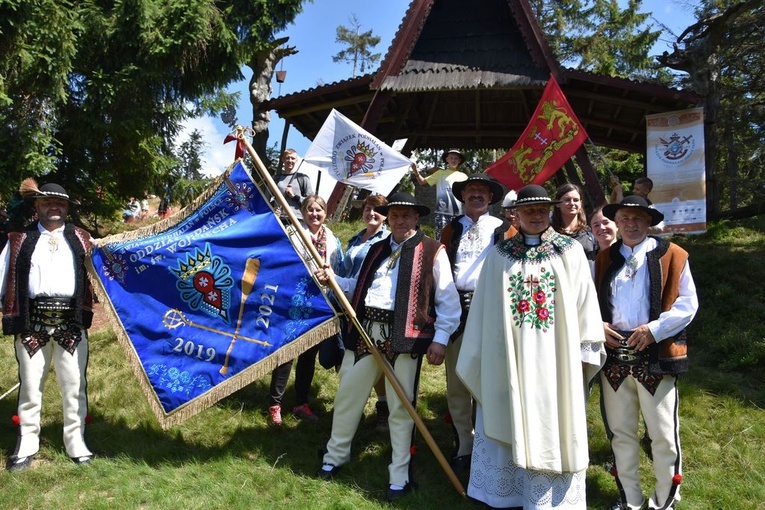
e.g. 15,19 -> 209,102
265,0 -> 701,154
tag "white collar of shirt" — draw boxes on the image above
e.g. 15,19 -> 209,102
459,212 -> 488,228
618,236 -> 657,270
39,223 -> 66,236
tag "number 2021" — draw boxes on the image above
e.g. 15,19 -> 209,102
256,284 -> 278,329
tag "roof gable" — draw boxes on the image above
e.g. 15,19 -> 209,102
373,0 -> 558,91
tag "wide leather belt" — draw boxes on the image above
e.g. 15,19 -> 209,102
30,297 -> 76,327
607,330 -> 647,365
363,306 -> 394,324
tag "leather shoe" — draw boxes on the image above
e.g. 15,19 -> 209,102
385,483 -> 411,502
450,454 -> 471,474
316,463 -> 340,480
607,499 -> 648,510
7,455 -> 35,472
71,454 -> 95,465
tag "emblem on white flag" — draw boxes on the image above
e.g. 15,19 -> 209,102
301,109 -> 412,196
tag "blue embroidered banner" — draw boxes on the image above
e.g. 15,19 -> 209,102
90,161 -> 339,428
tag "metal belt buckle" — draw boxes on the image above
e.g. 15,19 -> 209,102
613,346 -> 639,363
615,351 -> 638,362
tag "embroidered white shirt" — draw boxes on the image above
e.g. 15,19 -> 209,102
0,223 -> 77,299
335,235 -> 461,346
610,237 -> 699,342
452,213 -> 503,292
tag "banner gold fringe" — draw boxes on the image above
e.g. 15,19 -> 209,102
87,160 -> 340,429
92,161 -> 238,248
159,317 -> 338,429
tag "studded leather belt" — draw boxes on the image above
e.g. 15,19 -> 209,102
363,306 -> 394,324
30,297 -> 76,326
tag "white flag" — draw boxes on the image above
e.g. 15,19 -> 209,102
301,109 -> 412,196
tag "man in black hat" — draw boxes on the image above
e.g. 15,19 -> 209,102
437,173 -> 507,473
0,180 -> 96,471
456,184 -> 605,508
314,192 -> 461,502
594,196 -> 698,510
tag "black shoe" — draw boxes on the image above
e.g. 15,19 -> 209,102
641,433 -> 653,460
7,454 -> 35,472
316,463 -> 340,480
450,454 -> 471,474
607,499 -> 647,510
71,454 -> 95,465
375,401 -> 389,432
385,483 -> 411,503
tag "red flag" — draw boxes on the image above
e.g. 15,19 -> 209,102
224,133 -> 245,160
487,75 -> 587,190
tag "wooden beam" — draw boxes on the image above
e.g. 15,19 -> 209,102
277,93 -> 376,118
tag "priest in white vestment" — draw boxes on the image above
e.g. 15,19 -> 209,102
456,184 -> 606,509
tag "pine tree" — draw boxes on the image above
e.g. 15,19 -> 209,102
331,14 -> 381,77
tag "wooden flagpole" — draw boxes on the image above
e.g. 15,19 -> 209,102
235,127 -> 465,497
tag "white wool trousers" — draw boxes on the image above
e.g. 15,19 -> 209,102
13,331 -> 92,459
323,321 -> 421,487
445,333 -> 474,457
601,372 -> 681,509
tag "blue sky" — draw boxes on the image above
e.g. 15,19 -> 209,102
183,0 -> 697,176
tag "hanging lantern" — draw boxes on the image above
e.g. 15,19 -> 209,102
275,70 -> 287,83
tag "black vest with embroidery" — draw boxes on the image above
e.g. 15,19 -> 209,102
2,223 -> 94,335
345,230 -> 440,355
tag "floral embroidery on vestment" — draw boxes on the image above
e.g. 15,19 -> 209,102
508,269 -> 556,331
496,228 -> 576,263
497,229 -> 574,331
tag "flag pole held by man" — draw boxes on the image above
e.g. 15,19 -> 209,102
236,129 -> 467,498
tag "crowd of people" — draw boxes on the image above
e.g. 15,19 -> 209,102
1,151 -> 698,510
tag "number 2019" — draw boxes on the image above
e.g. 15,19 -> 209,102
172,338 -> 216,361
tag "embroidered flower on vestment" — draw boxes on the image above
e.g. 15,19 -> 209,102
507,268 -> 556,330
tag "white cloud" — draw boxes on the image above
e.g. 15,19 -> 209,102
177,116 -> 236,177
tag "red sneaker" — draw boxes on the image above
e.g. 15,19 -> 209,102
292,403 -> 319,422
268,405 -> 283,426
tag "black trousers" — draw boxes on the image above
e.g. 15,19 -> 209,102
268,344 -> 319,406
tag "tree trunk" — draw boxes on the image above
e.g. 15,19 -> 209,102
656,0 -> 759,216
246,37 -> 298,168
725,120 -> 738,210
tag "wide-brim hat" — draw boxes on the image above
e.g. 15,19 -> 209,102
441,149 -> 465,165
513,184 -> 560,207
21,180 -> 80,205
452,173 -> 504,204
502,190 -> 518,208
603,195 -> 664,226
376,192 -> 430,216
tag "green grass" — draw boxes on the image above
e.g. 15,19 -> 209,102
1,216 -> 764,509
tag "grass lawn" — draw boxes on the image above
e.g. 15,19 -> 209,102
1,217 -> 764,509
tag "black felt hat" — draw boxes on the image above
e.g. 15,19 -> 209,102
452,173 -> 505,204
376,192 -> 430,217
603,195 -> 664,226
513,184 -> 560,207
20,179 -> 80,205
